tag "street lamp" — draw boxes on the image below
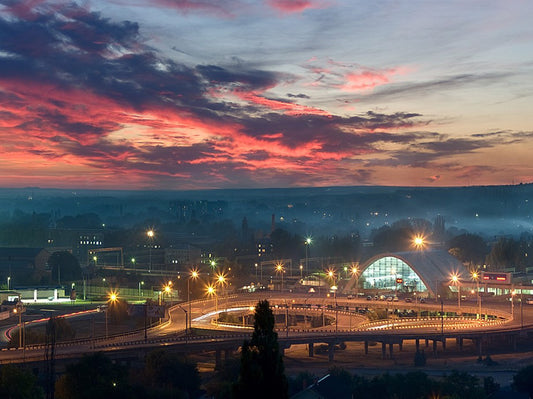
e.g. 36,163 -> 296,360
164,284 -> 172,304
451,274 -> 461,310
215,272 -> 228,312
413,235 -> 425,250
188,269 -> 199,333
138,281 -> 144,298
351,265 -> 359,296
206,284 -> 218,321
305,237 -> 312,275
14,301 -> 24,348
299,264 -> 303,279
511,289 -> 516,319
471,271 -> 482,321
106,291 -> 118,339
147,229 -> 154,272
7,276 -> 10,290
275,262 -> 285,292
131,257 -> 136,270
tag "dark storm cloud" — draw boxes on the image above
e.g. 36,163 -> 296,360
287,93 -> 311,99
3,0 -> 523,189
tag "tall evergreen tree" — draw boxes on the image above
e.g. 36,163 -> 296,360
234,300 -> 288,399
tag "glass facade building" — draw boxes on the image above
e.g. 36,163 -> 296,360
361,256 -> 428,293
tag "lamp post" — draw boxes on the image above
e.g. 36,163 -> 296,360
106,292 -> 118,339
215,273 -> 227,312
138,281 -> 144,298
305,237 -> 312,275
413,235 -> 425,250
7,276 -> 10,290
188,269 -> 199,333
275,263 -> 285,292
147,229 -> 154,272
327,269 -> 338,333
164,284 -> 172,304
131,257 -> 136,270
15,301 -> 24,348
206,285 -> 217,322
511,289 -> 516,320
351,265 -> 359,296
520,283 -> 524,329
299,264 -> 303,279
440,295 -> 444,335
472,271 -> 481,321
451,274 -> 461,310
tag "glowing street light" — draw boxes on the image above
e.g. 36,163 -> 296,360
147,229 -> 155,272
138,281 -> 144,298
215,272 -> 228,312
305,237 -> 312,274
351,265 -> 359,296
106,291 -> 118,339
275,262 -> 285,292
451,274 -> 461,310
164,284 -> 172,304
206,284 -> 218,317
471,271 -> 482,320
413,235 -> 425,250
187,269 -> 199,332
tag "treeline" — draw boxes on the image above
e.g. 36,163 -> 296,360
0,349 -> 201,399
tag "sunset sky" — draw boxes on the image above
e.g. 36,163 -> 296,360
1,0 -> 532,190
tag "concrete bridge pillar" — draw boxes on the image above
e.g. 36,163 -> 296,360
432,340 -> 437,356
364,341 -> 369,355
388,343 -> 394,359
398,340 -> 403,352
415,339 -> 420,351
215,349 -> 222,370
381,342 -> 387,359
442,338 -> 446,351
328,343 -> 335,362
425,338 -> 429,347
477,338 -> 483,356
308,343 -> 314,357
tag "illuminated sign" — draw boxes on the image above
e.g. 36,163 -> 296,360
481,272 -> 511,284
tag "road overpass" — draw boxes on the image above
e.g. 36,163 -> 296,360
0,291 -> 531,366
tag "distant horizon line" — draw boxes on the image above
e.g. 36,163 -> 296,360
0,182 -> 531,193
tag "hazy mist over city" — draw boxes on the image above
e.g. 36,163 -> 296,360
1,184 -> 531,240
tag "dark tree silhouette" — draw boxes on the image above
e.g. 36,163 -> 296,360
448,233 -> 488,265
54,352 -> 131,399
234,300 -> 288,399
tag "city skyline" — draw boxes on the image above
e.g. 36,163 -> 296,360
1,0 -> 532,190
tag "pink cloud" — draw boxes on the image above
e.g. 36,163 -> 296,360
267,0 -> 327,14
148,0 -> 237,17
339,68 -> 404,92
229,88 -> 331,116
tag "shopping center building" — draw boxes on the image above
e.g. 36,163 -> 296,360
347,250 -> 470,298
